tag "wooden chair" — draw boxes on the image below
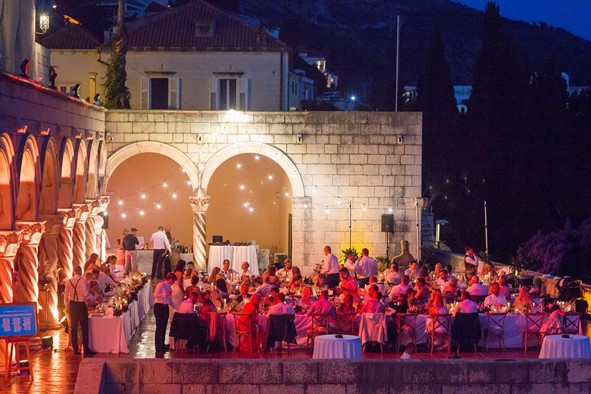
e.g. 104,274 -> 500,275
522,312 -> 546,354
485,312 -> 507,351
335,312 -> 357,335
231,312 -> 256,352
358,313 -> 387,353
4,338 -> 33,382
427,314 -> 452,355
563,312 -> 581,334
266,314 -> 297,354
306,313 -> 332,353
395,313 -> 418,353
452,312 -> 480,353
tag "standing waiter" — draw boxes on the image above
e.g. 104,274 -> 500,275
123,227 -> 139,276
64,266 -> 95,356
150,226 -> 171,279
154,272 -> 176,352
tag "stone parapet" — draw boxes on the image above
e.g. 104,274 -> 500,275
75,358 -> 591,394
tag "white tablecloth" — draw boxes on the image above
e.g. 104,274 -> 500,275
208,245 -> 258,273
134,250 -> 194,274
313,334 -> 362,359
88,280 -> 154,354
539,335 -> 591,358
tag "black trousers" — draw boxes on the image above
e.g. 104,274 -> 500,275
326,273 -> 340,289
154,303 -> 169,351
69,301 -> 90,352
151,249 -> 165,278
163,255 -> 172,276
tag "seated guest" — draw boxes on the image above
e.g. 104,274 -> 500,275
214,271 -> 229,298
466,276 -> 488,297
266,293 -> 295,317
367,276 -> 385,295
540,304 -> 565,336
442,277 -> 460,303
197,291 -> 216,321
86,280 -> 103,308
84,253 -> 101,273
512,286 -> 534,313
262,265 -> 280,285
104,255 -> 118,278
92,268 -> 117,294
338,294 -> 357,314
288,267 -> 303,292
221,259 -> 239,282
237,293 -> 263,351
208,267 -> 222,286
177,291 -> 207,351
389,275 -> 411,303
255,279 -> 278,297
483,283 -> 508,308
299,286 -> 314,313
313,274 -> 329,293
338,267 -> 359,302
414,277 -> 431,305
307,290 -> 336,321
385,262 -> 402,286
426,291 -> 448,335
433,269 -> 450,289
210,288 -> 225,309
183,268 -> 194,289
454,291 -> 478,315
419,266 -> 431,285
184,276 -> 200,298
404,261 -> 420,281
240,261 -> 254,279
481,261 -> 499,281
277,259 -> 294,283
498,276 -> 511,299
430,262 -> 444,282
179,291 -> 199,314
360,285 -> 385,314
445,264 -> 454,277
236,283 -> 251,303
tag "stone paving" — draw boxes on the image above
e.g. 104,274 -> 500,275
4,308 -> 568,393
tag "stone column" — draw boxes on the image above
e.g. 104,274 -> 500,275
189,196 -> 210,270
0,230 -> 23,374
38,214 -> 66,329
57,209 -> 77,283
96,196 -> 110,261
14,222 -> 46,306
291,196 -> 312,274
84,201 -> 102,259
72,204 -> 89,269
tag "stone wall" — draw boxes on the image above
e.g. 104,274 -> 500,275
76,358 -> 591,394
104,110 -> 422,272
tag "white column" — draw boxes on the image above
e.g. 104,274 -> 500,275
189,196 -> 210,270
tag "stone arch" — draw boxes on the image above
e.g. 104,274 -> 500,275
58,138 -> 74,209
0,133 -> 16,229
105,141 -> 200,192
39,137 -> 59,215
73,139 -> 87,204
15,134 -> 41,221
201,142 -> 305,197
97,141 -> 107,195
86,141 -> 99,199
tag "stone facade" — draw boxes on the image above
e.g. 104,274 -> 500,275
104,110 -> 422,273
77,358 -> 591,394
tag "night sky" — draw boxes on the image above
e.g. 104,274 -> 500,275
455,0 -> 591,41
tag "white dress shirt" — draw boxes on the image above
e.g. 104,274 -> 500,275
150,230 -> 171,251
321,253 -> 339,275
97,272 -> 117,292
344,259 -> 356,276
64,274 -> 89,307
354,256 -> 379,279
154,281 -> 172,305
389,283 -> 410,302
455,299 -> 478,314
277,268 -> 293,282
484,294 -> 507,307
266,302 -> 295,317
178,298 -> 197,314
467,283 -> 489,296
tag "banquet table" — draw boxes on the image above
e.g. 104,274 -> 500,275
312,334 -> 362,359
539,335 -> 591,359
88,280 -> 154,354
134,250 -> 194,274
208,245 -> 258,273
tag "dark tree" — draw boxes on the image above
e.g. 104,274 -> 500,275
103,0 -> 131,109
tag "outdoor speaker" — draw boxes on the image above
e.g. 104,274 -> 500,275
381,214 -> 394,232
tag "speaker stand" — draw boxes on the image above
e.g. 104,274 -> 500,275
385,232 -> 391,261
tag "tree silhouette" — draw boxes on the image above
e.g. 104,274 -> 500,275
103,0 -> 131,109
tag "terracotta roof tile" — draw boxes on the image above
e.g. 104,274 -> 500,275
38,24 -> 102,50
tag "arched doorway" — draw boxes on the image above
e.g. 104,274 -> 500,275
39,138 -> 59,215
58,139 -> 74,209
15,136 -> 40,221
0,133 -> 15,228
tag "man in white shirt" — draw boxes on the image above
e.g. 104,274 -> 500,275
154,273 -> 176,352
92,268 -> 117,294
64,266 -> 94,356
344,252 -> 356,277
464,247 -> 479,281
389,275 -> 411,303
239,261 -> 254,279
320,246 -> 340,289
277,259 -> 294,283
178,291 -> 199,314
354,248 -> 379,287
466,275 -> 489,297
454,291 -> 479,315
266,293 -> 295,317
484,283 -> 508,308
404,261 -> 420,281
150,226 -> 171,279
222,259 -> 239,282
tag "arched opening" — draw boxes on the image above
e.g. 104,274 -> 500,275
206,153 -> 293,261
73,140 -> 87,204
15,140 -> 39,221
97,141 -> 107,195
105,152 -> 193,250
86,142 -> 98,199
39,139 -> 59,215
0,134 -> 14,228
58,139 -> 74,209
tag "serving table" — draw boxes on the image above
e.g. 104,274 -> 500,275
539,334 -> 591,359
208,245 -> 258,273
312,334 -> 362,359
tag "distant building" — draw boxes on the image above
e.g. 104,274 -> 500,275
288,69 -> 315,111
298,51 -> 338,90
39,0 -> 292,111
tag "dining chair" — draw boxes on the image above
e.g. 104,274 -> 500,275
427,314 -> 452,355
452,312 -> 480,353
306,313 -> 332,353
266,313 -> 297,354
522,312 -> 546,354
485,312 -> 507,351
358,313 -> 387,353
335,312 -> 357,335
563,312 -> 581,335
395,313 -> 418,353
231,312 -> 256,352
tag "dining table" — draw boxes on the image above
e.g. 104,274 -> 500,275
539,334 -> 591,359
208,245 -> 258,273
312,334 -> 362,359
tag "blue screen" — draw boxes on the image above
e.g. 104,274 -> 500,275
0,303 -> 38,338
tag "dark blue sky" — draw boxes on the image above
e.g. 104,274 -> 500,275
455,0 -> 591,41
